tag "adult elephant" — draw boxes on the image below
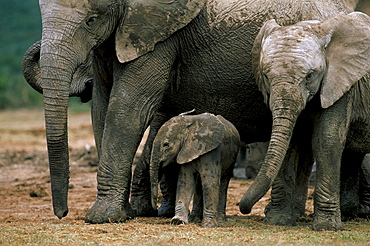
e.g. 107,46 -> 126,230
28,0 -> 351,224
22,40 -> 93,103
240,12 -> 370,230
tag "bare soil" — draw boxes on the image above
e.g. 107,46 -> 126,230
0,109 -> 283,223
4,109 -> 369,246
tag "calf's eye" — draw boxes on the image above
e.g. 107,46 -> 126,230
305,72 -> 314,81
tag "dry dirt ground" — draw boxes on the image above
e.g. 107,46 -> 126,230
0,109 -> 280,222
2,109 -> 369,245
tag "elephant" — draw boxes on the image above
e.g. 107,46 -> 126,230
239,12 -> 370,230
150,112 -> 240,228
22,40 -> 93,103
26,0 -> 356,224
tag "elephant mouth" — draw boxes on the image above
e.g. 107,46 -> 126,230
71,79 -> 93,103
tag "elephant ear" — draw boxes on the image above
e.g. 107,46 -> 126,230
251,19 -> 281,105
318,12 -> 370,108
115,0 -> 206,63
177,113 -> 224,164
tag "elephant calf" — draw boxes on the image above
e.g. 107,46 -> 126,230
240,12 -> 370,230
150,112 -> 240,228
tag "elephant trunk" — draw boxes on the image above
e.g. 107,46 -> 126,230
22,40 -> 42,94
40,38 -> 81,219
38,8 -> 90,218
239,85 -> 305,214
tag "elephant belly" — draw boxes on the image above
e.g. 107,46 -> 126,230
162,57 -> 272,143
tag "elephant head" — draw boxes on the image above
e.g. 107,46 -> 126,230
33,0 -> 205,219
239,12 -> 370,214
150,113 -> 225,210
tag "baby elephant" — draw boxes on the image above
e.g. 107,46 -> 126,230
150,112 -> 240,227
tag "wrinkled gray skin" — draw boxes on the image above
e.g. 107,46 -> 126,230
26,0 -> 353,224
150,113 -> 240,228
22,40 -> 93,103
240,12 -> 370,231
131,0 -> 354,219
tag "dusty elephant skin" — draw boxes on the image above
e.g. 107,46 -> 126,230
130,0 -> 358,219
239,12 -> 370,231
23,0 -> 356,224
150,113 -> 240,228
22,40 -> 94,103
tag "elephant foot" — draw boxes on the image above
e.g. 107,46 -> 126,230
130,200 -> 157,217
201,217 -> 218,228
85,198 -> 129,224
189,213 -> 202,223
217,213 -> 227,223
189,209 -> 202,223
265,213 -> 296,226
130,191 -> 157,217
158,200 -> 175,218
264,203 -> 296,226
312,216 -> 343,231
358,204 -> 370,219
171,216 -> 188,225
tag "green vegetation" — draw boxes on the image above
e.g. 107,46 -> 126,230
0,0 -> 90,111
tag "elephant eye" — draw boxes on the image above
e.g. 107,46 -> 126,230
163,141 -> 170,148
305,71 -> 315,81
262,72 -> 268,81
86,16 -> 98,27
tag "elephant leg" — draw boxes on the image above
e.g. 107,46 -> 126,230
311,98 -> 350,231
85,43 -> 176,224
217,164 -> 234,223
171,165 -> 195,225
91,50 -> 112,158
189,174 -> 203,223
199,159 -> 221,228
265,116 -> 313,226
293,149 -> 313,218
265,147 -> 312,225
131,112 -> 169,217
158,162 -> 180,217
264,151 -> 297,226
340,150 -> 364,221
359,154 -> 370,219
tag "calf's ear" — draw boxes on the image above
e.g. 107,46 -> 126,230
317,12 -> 370,108
177,114 -> 224,164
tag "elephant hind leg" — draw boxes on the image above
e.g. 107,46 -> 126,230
359,154 -> 370,218
340,150 -> 366,221
217,164 -> 234,223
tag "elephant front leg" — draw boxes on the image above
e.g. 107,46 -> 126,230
158,163 -> 179,217
265,120 -> 313,226
131,112 -> 177,217
85,111 -> 141,223
131,113 -> 170,217
311,100 -> 350,231
171,165 -> 195,225
264,146 -> 300,226
198,157 -> 222,228
85,43 -> 176,224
